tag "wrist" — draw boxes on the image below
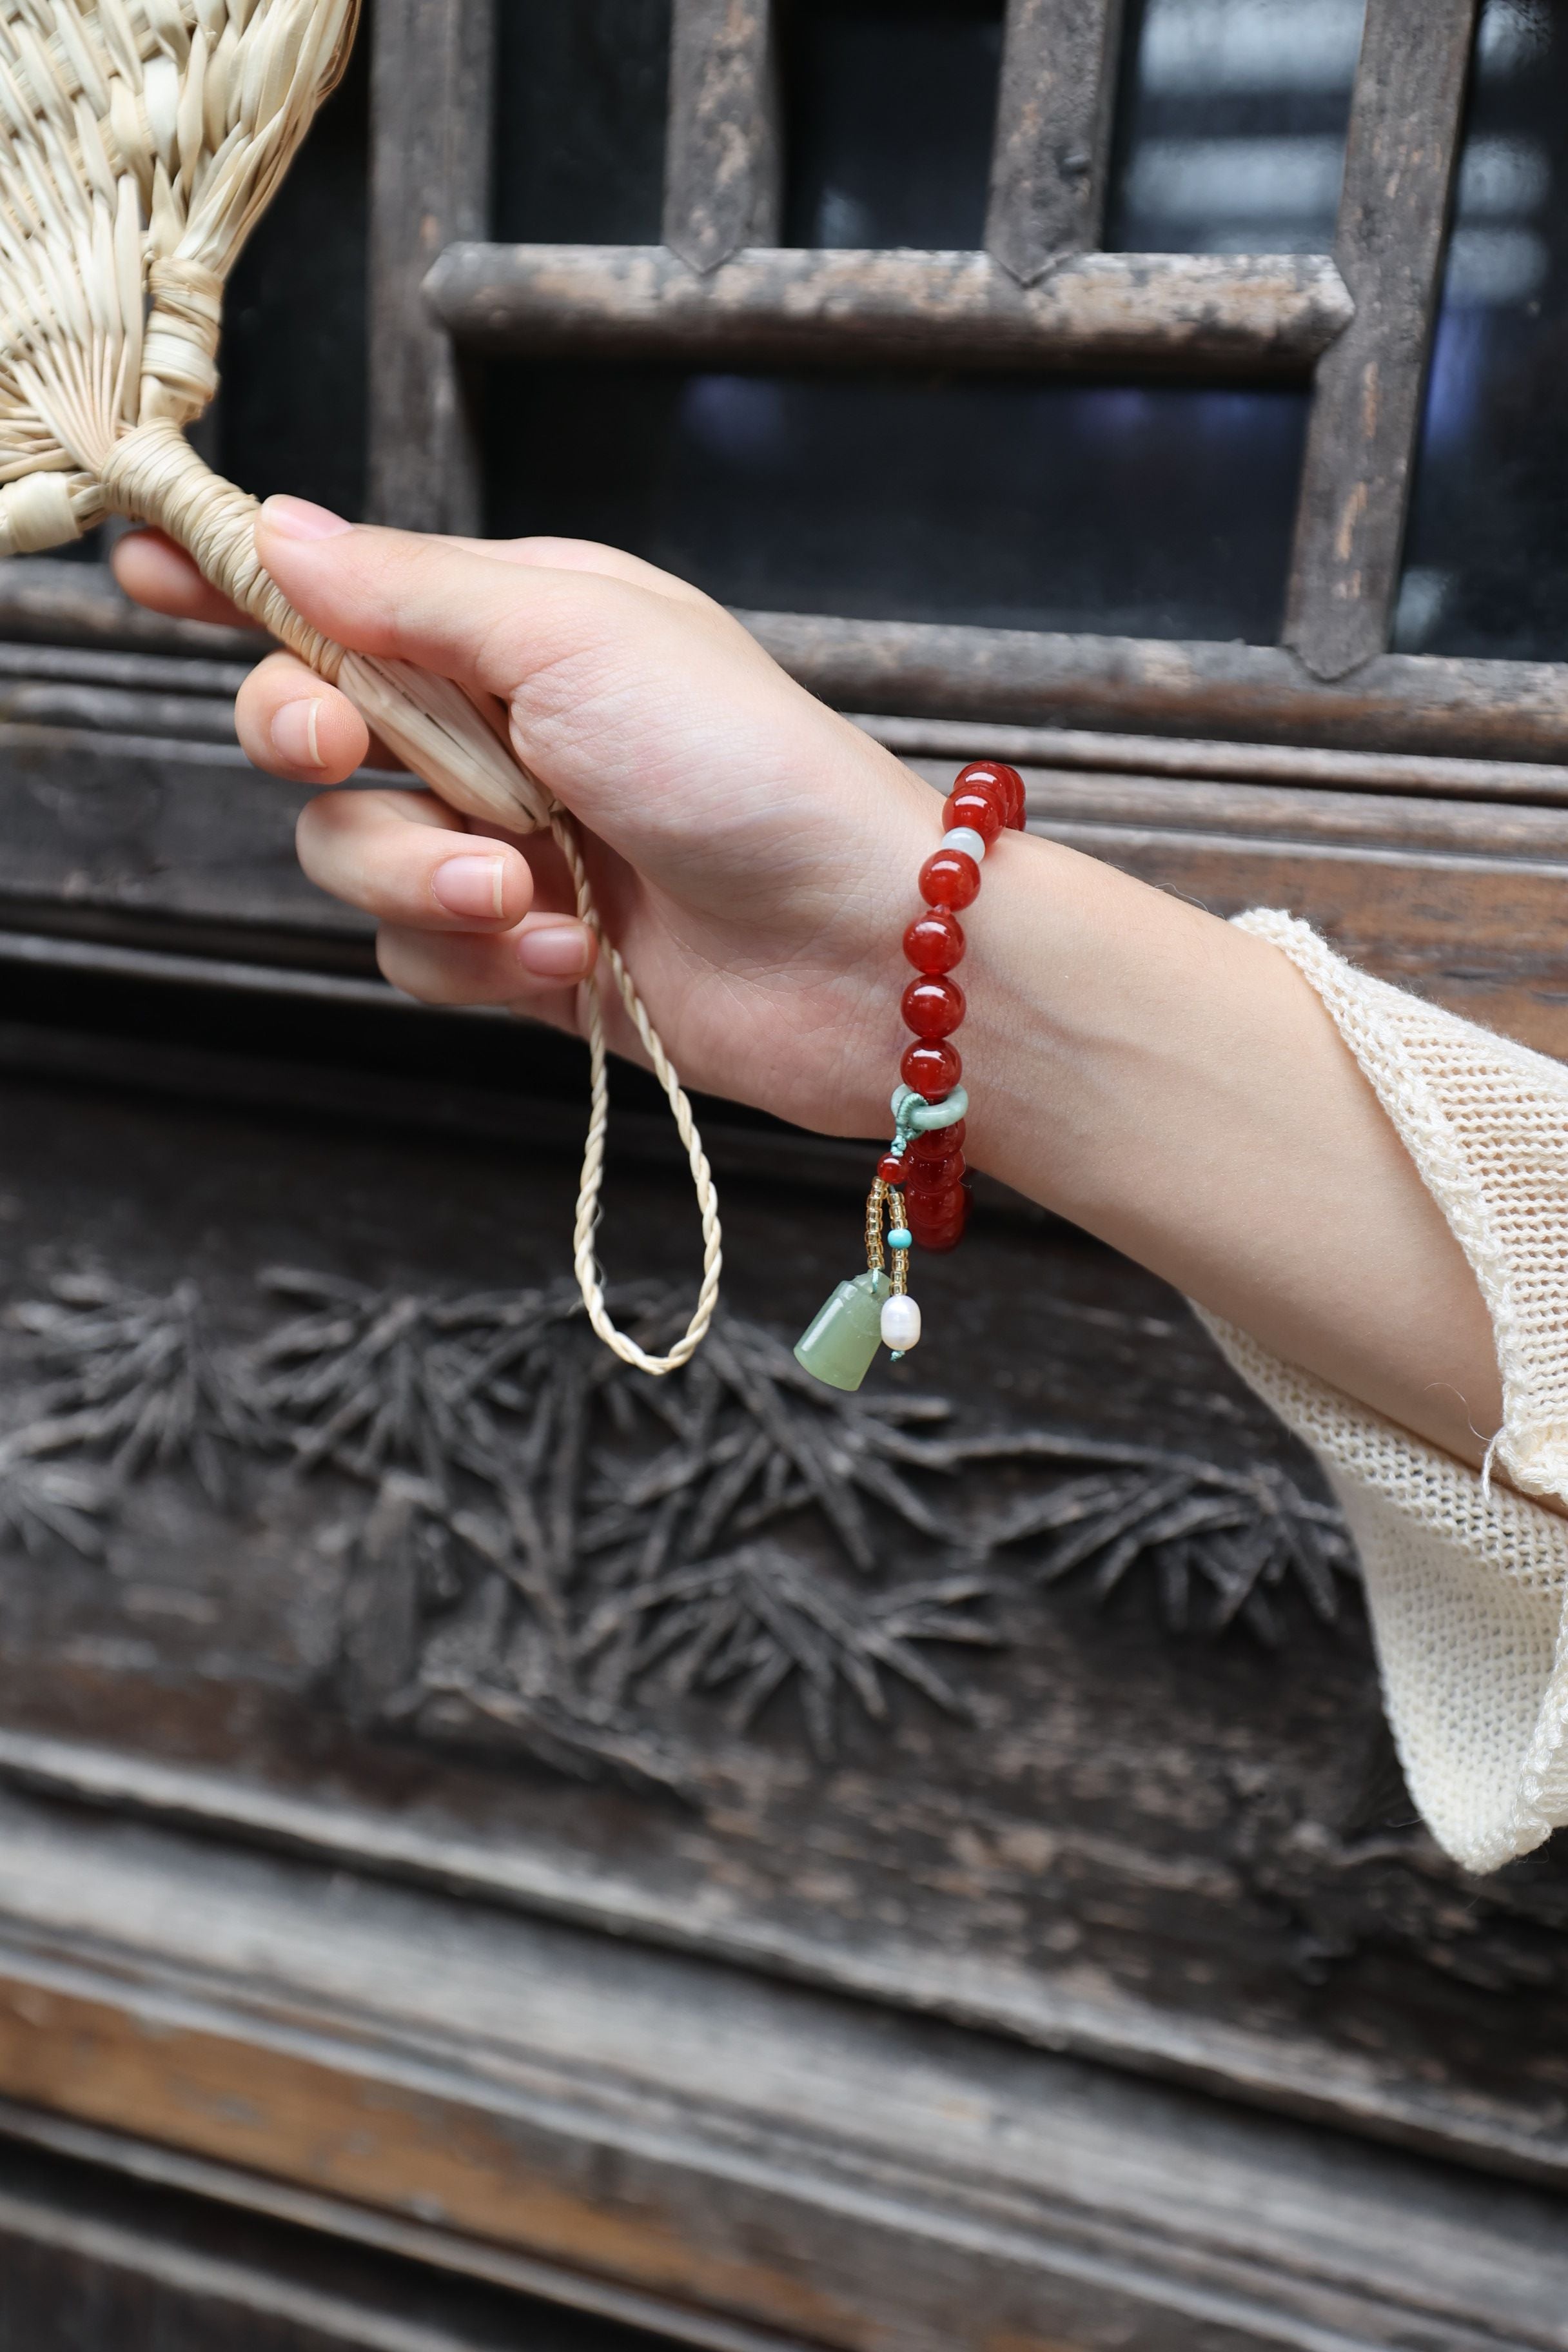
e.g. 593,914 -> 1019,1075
954,828 -> 1180,1204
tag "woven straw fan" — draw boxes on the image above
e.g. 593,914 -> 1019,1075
0,0 -> 720,1372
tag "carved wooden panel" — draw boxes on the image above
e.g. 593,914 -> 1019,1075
0,995 -> 1564,2208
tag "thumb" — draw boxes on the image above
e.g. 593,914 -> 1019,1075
253,496 -> 671,705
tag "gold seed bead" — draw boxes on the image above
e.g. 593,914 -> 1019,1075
889,1189 -> 908,1294
865,1180 -> 887,1273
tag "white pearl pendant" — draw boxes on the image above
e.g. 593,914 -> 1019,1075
880,1293 -> 921,1352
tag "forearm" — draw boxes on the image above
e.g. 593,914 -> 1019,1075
119,513 -> 1503,1469
961,831 -> 1502,1469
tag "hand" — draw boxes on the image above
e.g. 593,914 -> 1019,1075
114,506 -> 937,1142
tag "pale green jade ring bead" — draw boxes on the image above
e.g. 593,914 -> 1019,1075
890,1082 -> 968,1135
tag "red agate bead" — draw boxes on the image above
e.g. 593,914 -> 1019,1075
904,910 -> 965,974
906,1211 -> 960,1242
906,1168 -> 965,1204
909,1117 -> 965,1159
920,847 -> 981,911
901,975 -> 965,1038
905,1155 -> 964,1196
955,760 -> 1024,830
901,1038 -> 961,1097
908,1183 -> 972,1250
913,1220 -> 967,1255
876,1152 -> 907,1186
907,1217 -> 965,1253
943,788 -> 1002,845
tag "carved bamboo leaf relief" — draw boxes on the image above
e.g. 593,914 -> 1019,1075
0,1269 -> 1357,1780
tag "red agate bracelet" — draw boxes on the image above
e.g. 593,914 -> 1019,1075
795,760 -> 1026,1393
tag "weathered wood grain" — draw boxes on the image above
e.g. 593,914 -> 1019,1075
0,2117 -> 753,2352
368,0 -> 495,533
1,1792 -> 1567,2351
14,562 -> 1568,769
664,0 -> 781,275
0,558 -> 261,660
863,715 -> 1568,807
425,244 -> 1352,373
986,0 -> 1127,282
0,642 -> 253,699
1285,0 -> 1480,680
745,611 -> 1568,761
0,727 -> 351,942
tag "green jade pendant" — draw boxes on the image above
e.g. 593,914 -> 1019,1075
793,1269 -> 891,1393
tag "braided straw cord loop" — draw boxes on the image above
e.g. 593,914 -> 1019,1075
550,811 -> 723,1376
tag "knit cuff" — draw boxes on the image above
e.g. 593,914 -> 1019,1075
1197,1306 -> 1568,1874
1234,910 -> 1568,1504
1205,911 -> 1568,1872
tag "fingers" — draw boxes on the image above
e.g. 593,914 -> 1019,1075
297,785 -> 537,931
236,650 -> 375,781
112,539 -> 384,781
111,529 -> 258,631
295,785 -> 598,999
376,916 -> 594,1008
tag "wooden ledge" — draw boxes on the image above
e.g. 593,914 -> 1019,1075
424,244 -> 1354,375
0,1785 -> 1565,2352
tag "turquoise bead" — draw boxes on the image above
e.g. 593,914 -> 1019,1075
794,1269 -> 892,1391
886,1227 -> 913,1250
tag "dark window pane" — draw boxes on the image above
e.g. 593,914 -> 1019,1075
485,362 -> 1306,641
1396,0 -> 1563,658
780,0 -> 1004,248
1108,0 -> 1364,254
494,0 -> 672,243
219,43 -> 368,518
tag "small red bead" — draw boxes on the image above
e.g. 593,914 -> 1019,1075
903,910 -> 965,974
901,1038 -> 961,1098
907,1216 -> 965,1250
914,1220 -> 966,1254
905,1136 -> 965,1175
905,1159 -> 964,1199
906,1195 -> 961,1226
949,765 -> 1010,819
907,1172 -> 964,1211
943,789 -> 1002,845
956,760 -> 1024,830
908,1118 -> 965,1159
908,1183 -> 972,1250
920,848 -> 981,912
901,975 -> 965,1039
876,1152 -> 908,1186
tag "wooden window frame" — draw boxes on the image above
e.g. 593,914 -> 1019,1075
368,0 -> 1533,741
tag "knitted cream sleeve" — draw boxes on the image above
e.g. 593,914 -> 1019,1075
1199,911 -> 1568,1876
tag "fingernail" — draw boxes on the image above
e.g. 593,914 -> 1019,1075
517,923 -> 592,979
270,697 -> 325,769
432,855 -> 507,921
260,494 -> 353,541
